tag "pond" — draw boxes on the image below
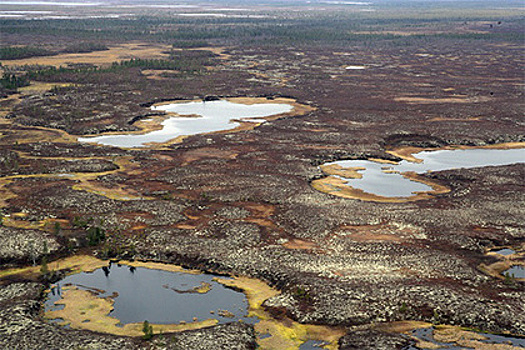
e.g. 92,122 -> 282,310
77,99 -> 293,148
491,248 -> 515,256
316,148 -> 525,199
407,326 -> 525,349
503,265 -> 525,279
44,259 -> 344,347
299,340 -> 328,349
45,263 -> 257,326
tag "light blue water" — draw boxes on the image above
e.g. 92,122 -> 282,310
78,100 -> 293,148
321,148 -> 525,197
492,248 -> 516,256
503,265 -> 525,279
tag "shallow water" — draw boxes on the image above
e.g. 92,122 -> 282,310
503,265 -> 525,279
46,263 -> 257,325
299,340 -> 328,349
406,327 -> 525,349
492,248 -> 516,256
322,148 -> 525,197
78,100 -> 293,148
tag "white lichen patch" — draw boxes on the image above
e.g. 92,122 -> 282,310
0,226 -> 58,262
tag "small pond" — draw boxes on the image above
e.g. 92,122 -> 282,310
78,100 -> 293,148
503,265 -> 525,279
320,148 -> 525,198
44,261 -> 341,348
299,340 -> 329,349
491,248 -> 515,256
46,263 -> 257,325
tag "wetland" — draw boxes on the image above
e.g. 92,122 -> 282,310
0,0 -> 524,349
314,148 -> 525,201
45,263 -> 256,327
78,99 -> 295,148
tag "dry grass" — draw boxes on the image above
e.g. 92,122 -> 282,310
368,157 -> 399,164
478,260 -> 524,282
311,174 -> 449,203
432,326 -> 522,350
0,42 -> 171,68
320,164 -> 365,179
19,82 -> 74,94
0,138 -> 147,205
394,96 -> 491,104
215,276 -> 345,350
0,120 -> 77,145
181,147 -> 238,166
0,82 -> 74,117
3,254 -> 345,347
387,146 -> 428,163
375,320 -> 432,333
0,255 -> 107,279
68,156 -> 148,201
427,116 -> 481,122
123,260 -> 202,275
282,239 -> 319,250
141,69 -> 179,80
377,321 -> 523,349
46,286 -> 218,337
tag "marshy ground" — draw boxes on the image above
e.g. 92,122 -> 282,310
0,1 -> 524,349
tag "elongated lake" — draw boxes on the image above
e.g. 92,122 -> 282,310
78,100 -> 293,148
319,148 -> 524,198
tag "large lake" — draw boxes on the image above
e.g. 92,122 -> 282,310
78,100 -> 293,148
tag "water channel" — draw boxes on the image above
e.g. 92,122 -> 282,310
78,100 -> 293,148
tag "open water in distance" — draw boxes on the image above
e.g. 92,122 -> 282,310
78,100 -> 293,148
323,148 -> 525,197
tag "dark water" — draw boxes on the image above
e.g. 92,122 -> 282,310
404,327 -> 525,349
299,340 -> 328,349
503,265 -> 525,279
323,148 -> 525,197
46,263 -> 258,325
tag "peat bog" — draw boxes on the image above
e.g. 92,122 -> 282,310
0,0 -> 524,349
